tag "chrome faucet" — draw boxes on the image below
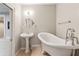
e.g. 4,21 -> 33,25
65,28 -> 72,44
66,28 -> 79,45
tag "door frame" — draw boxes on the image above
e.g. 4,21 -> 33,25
3,3 -> 15,56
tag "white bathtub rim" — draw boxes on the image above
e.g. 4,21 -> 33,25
38,32 -> 79,49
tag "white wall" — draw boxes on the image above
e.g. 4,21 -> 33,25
21,4 -> 56,48
56,4 -> 79,39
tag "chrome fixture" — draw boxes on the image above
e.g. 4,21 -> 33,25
66,28 -> 79,46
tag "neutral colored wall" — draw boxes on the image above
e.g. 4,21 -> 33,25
21,4 -> 56,48
56,4 -> 79,39
14,4 -> 22,52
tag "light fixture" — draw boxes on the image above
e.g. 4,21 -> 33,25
24,10 -> 34,17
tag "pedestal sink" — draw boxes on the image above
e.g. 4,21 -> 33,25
20,33 -> 34,53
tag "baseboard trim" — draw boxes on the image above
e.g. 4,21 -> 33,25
32,44 -> 40,48
20,48 -> 26,50
20,44 -> 40,50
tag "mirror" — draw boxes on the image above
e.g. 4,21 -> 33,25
0,3 -> 12,39
0,16 -> 4,38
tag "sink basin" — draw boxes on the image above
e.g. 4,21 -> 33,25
20,33 -> 34,53
20,33 -> 34,38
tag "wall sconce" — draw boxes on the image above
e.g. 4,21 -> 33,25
24,10 -> 34,17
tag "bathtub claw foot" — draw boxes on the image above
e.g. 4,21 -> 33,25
41,51 -> 50,56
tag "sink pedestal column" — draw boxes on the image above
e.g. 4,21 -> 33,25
25,37 -> 31,54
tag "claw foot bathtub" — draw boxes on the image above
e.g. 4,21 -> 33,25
38,32 -> 79,56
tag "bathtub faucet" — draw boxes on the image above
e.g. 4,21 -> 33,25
65,28 -> 72,44
66,28 -> 79,46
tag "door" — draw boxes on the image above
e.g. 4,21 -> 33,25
0,3 -> 12,56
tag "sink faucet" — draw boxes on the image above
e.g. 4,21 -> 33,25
66,28 -> 79,45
